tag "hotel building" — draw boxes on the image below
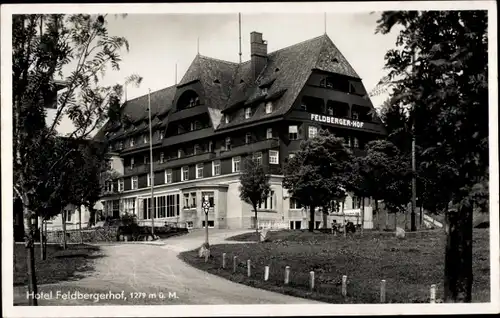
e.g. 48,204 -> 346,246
96,32 -> 386,230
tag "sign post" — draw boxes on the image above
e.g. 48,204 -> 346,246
202,195 -> 211,245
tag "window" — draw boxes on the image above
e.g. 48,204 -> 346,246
190,122 -> 195,131
265,101 -> 273,114
202,220 -> 215,228
106,160 -> 112,170
118,141 -> 124,150
352,111 -> 359,120
165,169 -> 172,184
190,192 -> 197,208
225,137 -> 231,150
269,150 -> 279,164
143,134 -> 149,144
261,87 -> 268,95
181,166 -> 189,181
245,107 -> 252,119
290,197 -> 302,209
300,103 -> 307,111
183,194 -> 190,209
196,163 -> 204,179
258,190 -> 275,210
157,196 -> 166,218
194,144 -> 201,155
327,107 -> 334,115
225,114 -> 230,124
158,131 -> 164,140
108,144 -> 113,152
178,149 -> 182,158
308,126 -> 318,139
118,178 -> 124,192
130,157 -> 135,169
289,153 -> 296,159
266,128 -> 273,139
208,141 -> 213,152
212,160 -> 221,176
253,152 -> 262,166
289,125 -> 298,140
105,181 -> 114,193
160,152 -> 165,163
201,191 -> 215,208
245,132 -> 252,144
130,138 -> 135,147
194,121 -> 202,130
123,198 -> 136,215
232,156 -> 241,173
147,173 -> 153,187
344,137 -> 351,148
353,137 -> 359,148
65,209 -> 72,222
131,176 -> 138,190
144,155 -> 149,164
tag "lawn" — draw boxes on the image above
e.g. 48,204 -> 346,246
14,244 -> 101,286
179,229 -> 490,303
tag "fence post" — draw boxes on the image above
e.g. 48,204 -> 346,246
222,253 -> 227,269
247,259 -> 251,277
430,284 -> 436,303
233,256 -> 238,273
342,275 -> 347,297
264,265 -> 270,281
309,271 -> 315,291
380,280 -> 386,303
285,266 -> 290,285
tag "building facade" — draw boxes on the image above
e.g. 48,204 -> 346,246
97,32 -> 386,230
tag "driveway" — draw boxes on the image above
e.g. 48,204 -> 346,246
13,229 -> 321,305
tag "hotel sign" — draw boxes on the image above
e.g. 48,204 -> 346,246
310,113 -> 364,129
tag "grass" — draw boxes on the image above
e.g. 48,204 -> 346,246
179,229 -> 490,303
14,244 -> 102,286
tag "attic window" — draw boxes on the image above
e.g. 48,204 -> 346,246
332,57 -> 339,63
214,79 -> 220,84
240,79 -> 245,84
275,68 -> 280,72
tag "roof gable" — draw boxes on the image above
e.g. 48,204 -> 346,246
315,36 -> 360,79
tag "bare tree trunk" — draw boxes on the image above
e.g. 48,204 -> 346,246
309,205 -> 315,232
61,209 -> 67,250
78,205 -> 83,244
444,201 -> 473,302
23,202 -> 38,306
254,205 -> 259,242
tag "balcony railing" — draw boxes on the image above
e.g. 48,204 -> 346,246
217,138 -> 280,159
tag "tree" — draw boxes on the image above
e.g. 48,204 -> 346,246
345,156 -> 371,234
376,11 -> 488,302
239,157 -> 271,241
13,14 -> 141,305
363,140 -> 412,231
283,129 -> 352,232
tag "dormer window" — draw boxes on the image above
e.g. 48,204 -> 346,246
224,114 -> 230,124
332,57 -> 339,63
225,137 -> 232,150
245,107 -> 252,119
261,87 -> 268,95
213,79 -> 220,84
265,101 -> 273,114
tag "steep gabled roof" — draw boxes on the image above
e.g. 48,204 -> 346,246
315,35 -> 360,79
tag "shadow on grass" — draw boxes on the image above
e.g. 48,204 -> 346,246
13,244 -> 104,287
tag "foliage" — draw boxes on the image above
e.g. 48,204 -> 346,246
283,129 -> 352,231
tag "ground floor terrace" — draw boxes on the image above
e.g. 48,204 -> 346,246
97,173 -> 374,231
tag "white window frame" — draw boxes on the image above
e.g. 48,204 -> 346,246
261,87 -> 268,95
225,137 -> 231,150
225,114 -> 230,124
212,160 -> 221,176
158,131 -> 164,140
253,152 -> 263,166
178,149 -> 182,158
245,132 -> 252,144
131,176 -> 138,190
289,153 -> 296,159
181,166 -> 189,181
65,209 -> 73,222
147,173 -> 152,187
160,152 -> 165,163
289,125 -> 298,140
130,157 -> 135,169
269,150 -> 279,164
245,107 -> 252,119
165,169 -> 172,184
196,163 -> 204,179
130,138 -> 135,147
265,101 -> 273,114
266,128 -> 273,139
118,178 -> 124,192
143,134 -> 149,144
308,126 -> 318,139
232,156 -> 241,173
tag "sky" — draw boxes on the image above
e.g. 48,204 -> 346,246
50,12 -> 400,136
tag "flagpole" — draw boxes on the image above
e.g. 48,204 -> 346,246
148,88 -> 155,237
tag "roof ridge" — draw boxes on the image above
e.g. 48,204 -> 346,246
198,54 -> 239,66
124,85 -> 177,104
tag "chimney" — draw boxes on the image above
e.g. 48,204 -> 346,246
250,31 -> 267,81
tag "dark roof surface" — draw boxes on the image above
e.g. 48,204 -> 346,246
100,33 -> 370,141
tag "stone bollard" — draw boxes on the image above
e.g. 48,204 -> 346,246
309,271 -> 315,291
430,284 -> 436,303
247,260 -> 251,277
222,253 -> 227,269
380,280 -> 386,303
284,266 -> 290,284
342,275 -> 347,297
204,251 -> 209,263
233,256 -> 238,273
264,265 -> 270,281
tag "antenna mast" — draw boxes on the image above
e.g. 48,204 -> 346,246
324,12 -> 327,34
238,13 -> 242,63
197,37 -> 200,55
